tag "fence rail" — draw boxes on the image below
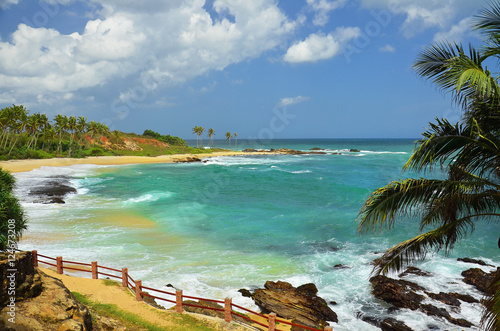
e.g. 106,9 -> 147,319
30,250 -> 333,331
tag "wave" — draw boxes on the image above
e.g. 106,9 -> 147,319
123,191 -> 173,205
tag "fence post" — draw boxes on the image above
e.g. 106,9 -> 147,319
122,268 -> 128,288
91,261 -> 98,279
135,280 -> 142,301
176,290 -> 183,313
324,326 -> 333,331
224,298 -> 232,322
32,250 -> 38,267
268,312 -> 276,331
56,256 -> 63,274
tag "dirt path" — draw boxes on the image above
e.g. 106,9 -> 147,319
40,268 -> 251,330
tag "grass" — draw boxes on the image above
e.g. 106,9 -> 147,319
72,291 -> 226,331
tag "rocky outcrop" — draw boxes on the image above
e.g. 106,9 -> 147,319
29,179 -> 77,204
370,275 -> 473,328
458,257 -> 495,267
0,252 -> 92,331
462,267 -> 500,293
359,314 -> 414,331
173,157 -> 201,163
250,281 -> 337,330
0,251 -> 42,308
398,266 -> 432,278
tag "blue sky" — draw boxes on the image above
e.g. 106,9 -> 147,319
0,0 -> 488,139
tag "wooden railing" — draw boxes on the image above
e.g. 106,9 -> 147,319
30,250 -> 334,331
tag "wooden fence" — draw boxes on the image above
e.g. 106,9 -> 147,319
30,250 -> 334,331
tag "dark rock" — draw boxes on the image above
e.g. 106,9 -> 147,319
360,314 -> 414,331
462,267 -> 500,293
252,280 -> 337,329
309,151 -> 328,154
30,181 -> 77,197
243,148 -> 258,152
329,301 -> 337,305
174,157 -> 201,163
47,198 -> 65,204
274,148 -> 308,155
448,292 -> 479,304
238,289 -> 253,298
398,267 -> 432,278
369,275 -> 425,310
166,283 -> 175,288
425,292 -> 461,307
309,147 -> 322,150
333,264 -> 350,269
349,149 -> 360,152
370,275 -> 475,328
142,291 -> 164,309
458,257 -> 494,267
420,304 -> 473,328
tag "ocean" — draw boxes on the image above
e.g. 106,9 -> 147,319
14,139 -> 498,330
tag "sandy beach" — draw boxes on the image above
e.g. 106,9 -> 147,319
0,151 -> 268,173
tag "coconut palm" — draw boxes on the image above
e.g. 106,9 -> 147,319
8,105 -> 29,155
207,128 -> 215,148
192,126 -> 204,147
54,114 -> 68,154
234,132 -> 238,150
358,2 -> 500,329
225,131 -> 231,148
76,116 -> 87,149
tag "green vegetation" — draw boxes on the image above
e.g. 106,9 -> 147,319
0,105 -> 204,160
142,129 -> 187,146
192,126 -> 204,148
72,291 -> 220,331
357,1 -> 500,329
0,167 -> 26,251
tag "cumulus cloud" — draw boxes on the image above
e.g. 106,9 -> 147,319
276,96 -> 310,108
359,0 -> 478,38
284,27 -> 360,63
433,17 -> 474,43
379,44 -> 395,52
0,0 -> 297,103
306,0 -> 346,26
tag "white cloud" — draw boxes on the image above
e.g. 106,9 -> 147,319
284,27 -> 360,63
306,0 -> 346,26
359,0 -> 479,38
277,96 -> 309,108
433,17 -> 474,43
0,0 -> 18,9
379,44 -> 395,52
0,0 -> 297,103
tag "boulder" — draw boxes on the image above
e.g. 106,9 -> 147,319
0,271 -> 92,331
29,179 -> 77,204
462,267 -> 500,293
359,314 -> 414,331
458,257 -> 494,267
369,275 -> 425,310
252,281 -> 337,329
370,275 -> 474,328
398,267 -> 432,278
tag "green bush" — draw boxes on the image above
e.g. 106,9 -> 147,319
0,168 -> 26,251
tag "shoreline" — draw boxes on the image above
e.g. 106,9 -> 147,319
0,151 -> 272,173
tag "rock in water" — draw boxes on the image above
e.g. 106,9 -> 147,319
462,267 -> 500,293
252,280 -> 337,329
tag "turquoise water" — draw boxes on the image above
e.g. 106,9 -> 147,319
15,139 -> 498,330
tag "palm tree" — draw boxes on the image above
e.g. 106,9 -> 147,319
67,116 -> 77,156
198,126 -> 204,147
234,132 -> 238,150
54,114 -> 68,155
8,105 -> 29,155
207,128 -> 215,148
88,121 -> 99,147
225,131 -> 231,148
112,130 -> 122,152
41,124 -> 56,152
76,116 -> 87,149
358,2 -> 500,329
192,126 -> 204,147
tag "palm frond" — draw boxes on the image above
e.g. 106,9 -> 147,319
481,269 -> 500,330
474,1 -> 500,34
373,219 -> 475,275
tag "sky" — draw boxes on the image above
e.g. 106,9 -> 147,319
0,0 -> 490,139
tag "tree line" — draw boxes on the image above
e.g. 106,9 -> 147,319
192,126 -> 238,149
0,105 -> 114,160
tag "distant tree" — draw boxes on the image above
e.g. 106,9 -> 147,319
0,168 -> 26,251
192,126 -> 204,147
208,128 -> 215,148
234,132 -> 238,150
54,114 -> 68,154
225,131 -> 231,148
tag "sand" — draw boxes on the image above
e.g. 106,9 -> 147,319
0,151 -> 268,173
